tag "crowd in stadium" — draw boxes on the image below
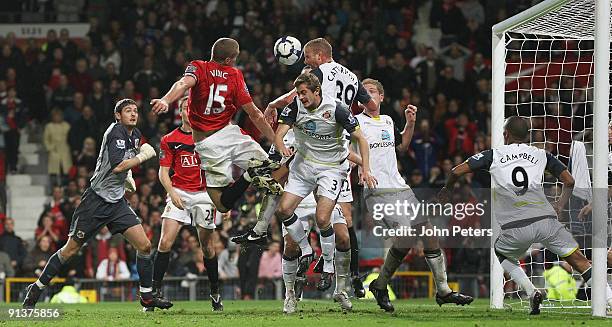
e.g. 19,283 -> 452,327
0,0 -> 544,299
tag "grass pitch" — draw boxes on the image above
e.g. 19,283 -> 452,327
0,299 -> 608,326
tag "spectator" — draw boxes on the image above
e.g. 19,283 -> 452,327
35,212 -> 60,249
96,247 -> 131,281
1,87 -> 26,173
69,58 -> 93,95
0,248 -> 14,279
85,227 -> 126,278
0,218 -> 27,273
69,106 -> 99,156
22,235 -> 54,277
74,137 -> 98,172
217,241 -> 239,280
257,241 -> 282,279
133,57 -> 162,95
99,40 -> 121,73
43,108 -> 73,186
415,48 -> 445,96
50,74 -> 74,110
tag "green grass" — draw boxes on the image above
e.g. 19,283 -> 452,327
0,299 -> 608,326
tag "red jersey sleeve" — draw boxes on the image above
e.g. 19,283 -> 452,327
159,136 -> 173,167
233,70 -> 252,108
184,61 -> 204,85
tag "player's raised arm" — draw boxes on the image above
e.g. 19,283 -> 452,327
351,129 -> 376,188
112,143 -> 157,174
274,100 -> 298,157
347,150 -> 362,167
151,75 -> 196,114
397,104 -> 417,152
264,89 -> 297,124
242,102 -> 276,141
439,149 -> 492,202
545,152 -> 575,215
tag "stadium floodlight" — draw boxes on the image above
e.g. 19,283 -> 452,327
491,0 -> 610,317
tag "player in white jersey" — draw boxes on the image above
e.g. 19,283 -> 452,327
356,79 -> 473,312
275,72 -> 376,312
440,116 -> 612,314
257,38 -> 377,296
277,130 -> 350,313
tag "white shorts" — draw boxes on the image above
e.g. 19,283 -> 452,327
162,188 -> 223,229
495,217 -> 579,262
282,205 -> 346,237
365,188 -> 426,228
285,154 -> 349,201
337,178 -> 353,203
194,124 -> 268,187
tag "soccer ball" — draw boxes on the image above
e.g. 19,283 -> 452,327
274,36 -> 302,65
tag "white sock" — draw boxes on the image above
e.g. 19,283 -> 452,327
283,255 -> 299,296
334,248 -> 351,293
283,214 -> 312,256
501,259 -> 536,297
319,225 -> 335,273
139,286 -> 153,293
425,249 -> 453,295
253,194 -> 280,235
35,280 -> 46,289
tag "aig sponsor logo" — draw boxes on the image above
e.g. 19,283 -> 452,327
180,154 -> 198,168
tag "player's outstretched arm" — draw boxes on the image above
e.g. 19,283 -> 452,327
351,129 -> 377,188
151,76 -> 196,114
159,166 -> 184,210
274,123 -> 294,157
553,170 -> 575,216
438,162 -> 472,203
112,143 -> 157,174
264,89 -> 297,124
347,150 -> 362,167
242,102 -> 276,141
397,104 -> 417,152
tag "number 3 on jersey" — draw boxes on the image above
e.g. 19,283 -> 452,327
204,83 -> 227,115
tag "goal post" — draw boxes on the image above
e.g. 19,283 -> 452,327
491,0 -> 610,317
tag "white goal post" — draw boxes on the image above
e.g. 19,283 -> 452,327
491,0 -> 610,317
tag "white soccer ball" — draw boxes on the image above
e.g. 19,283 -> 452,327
274,36 -> 302,65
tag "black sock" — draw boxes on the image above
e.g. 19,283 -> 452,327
348,226 -> 359,276
204,256 -> 220,295
137,252 -> 153,291
153,251 -> 170,289
38,250 -> 66,286
220,175 -> 250,209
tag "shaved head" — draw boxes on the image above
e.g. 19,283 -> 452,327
504,116 -> 529,142
211,38 -> 239,63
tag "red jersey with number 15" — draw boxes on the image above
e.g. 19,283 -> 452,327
159,128 -> 206,192
184,60 -> 252,132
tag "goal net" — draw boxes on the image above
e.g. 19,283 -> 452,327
492,0 -> 611,313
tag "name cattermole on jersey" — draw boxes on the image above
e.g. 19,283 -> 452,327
371,199 -> 487,221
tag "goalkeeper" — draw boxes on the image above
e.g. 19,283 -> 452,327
23,99 -> 171,311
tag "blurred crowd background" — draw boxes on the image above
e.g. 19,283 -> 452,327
0,0 -> 552,300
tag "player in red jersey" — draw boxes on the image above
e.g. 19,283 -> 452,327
151,97 -> 226,311
151,38 -> 282,213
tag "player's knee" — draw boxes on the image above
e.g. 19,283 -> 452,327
284,240 -> 300,257
137,240 -> 152,254
61,239 -> 82,258
158,236 -> 173,253
335,230 -> 350,251
275,207 -> 292,221
203,243 -> 215,258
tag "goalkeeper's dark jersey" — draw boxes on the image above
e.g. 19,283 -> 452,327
90,123 -> 142,203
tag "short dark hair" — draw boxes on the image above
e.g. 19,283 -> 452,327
211,38 -> 239,62
293,73 -> 321,93
504,116 -> 529,141
114,98 -> 137,113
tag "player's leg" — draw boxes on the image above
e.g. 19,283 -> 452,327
546,220 -> 612,306
330,209 -> 352,311
198,226 -> 223,311
195,125 -> 281,213
276,191 -> 312,270
24,189 -> 103,308
420,221 -> 473,306
495,226 -> 542,314
151,217 -> 182,308
369,245 -> 407,313
339,196 -> 365,297
282,228 -> 302,313
231,166 -> 287,245
23,237 -> 82,308
122,222 -> 172,310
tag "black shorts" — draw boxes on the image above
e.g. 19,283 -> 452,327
69,188 -> 141,243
